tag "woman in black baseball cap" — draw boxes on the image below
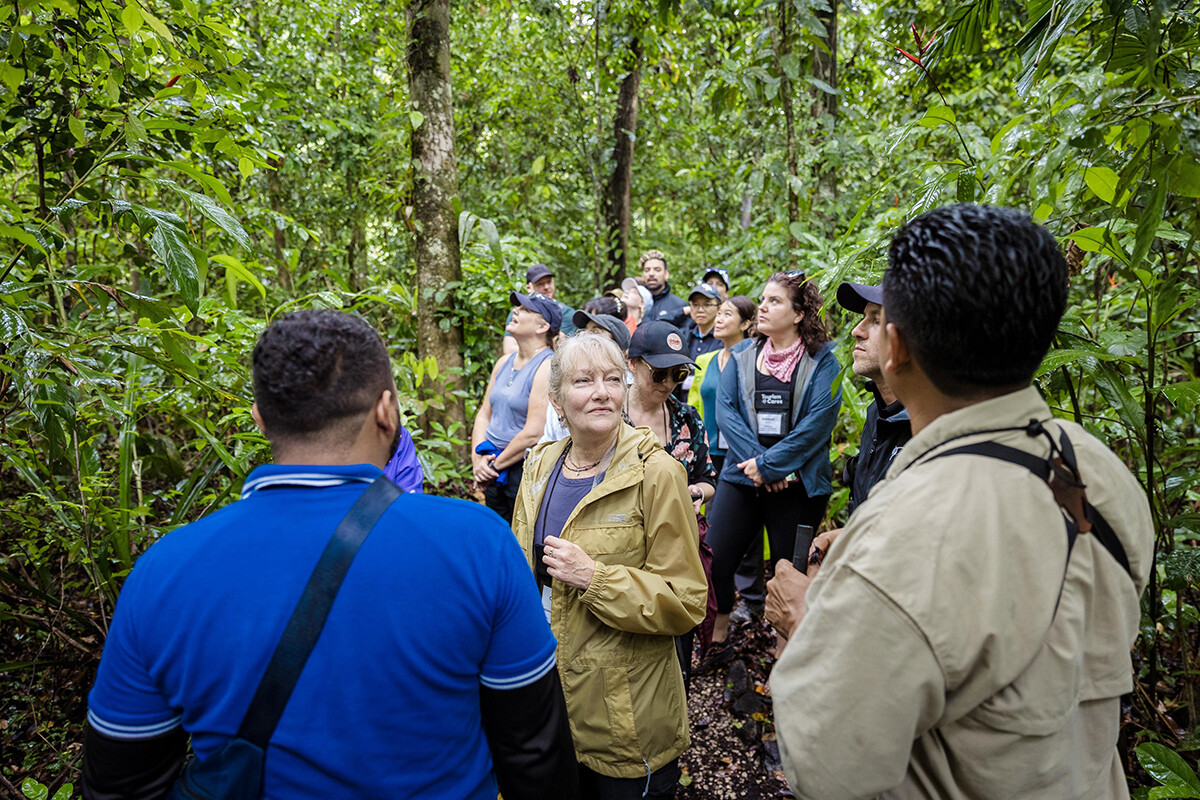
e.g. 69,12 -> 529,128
626,321 -> 718,688
625,321 -> 716,515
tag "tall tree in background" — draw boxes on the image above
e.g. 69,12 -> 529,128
810,0 -> 838,207
407,0 -> 467,444
773,1 -> 801,265
601,34 -> 643,288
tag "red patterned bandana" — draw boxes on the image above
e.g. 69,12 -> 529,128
762,336 -> 805,383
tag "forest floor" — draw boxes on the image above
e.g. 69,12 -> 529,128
680,611 -> 793,799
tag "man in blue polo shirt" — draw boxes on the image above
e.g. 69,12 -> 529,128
82,309 -> 578,800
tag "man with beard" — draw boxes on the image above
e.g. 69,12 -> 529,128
835,281 -> 912,514
639,249 -> 688,328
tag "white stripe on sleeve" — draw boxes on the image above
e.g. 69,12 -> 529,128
479,652 -> 557,691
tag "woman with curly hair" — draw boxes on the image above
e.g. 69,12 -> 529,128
700,272 -> 842,669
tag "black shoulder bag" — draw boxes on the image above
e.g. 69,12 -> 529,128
168,476 -> 402,800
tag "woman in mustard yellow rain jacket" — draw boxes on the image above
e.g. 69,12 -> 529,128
512,333 -> 707,797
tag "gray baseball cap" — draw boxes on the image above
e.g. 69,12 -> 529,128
572,310 -> 631,351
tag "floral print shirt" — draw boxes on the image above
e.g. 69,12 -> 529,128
666,394 -> 717,488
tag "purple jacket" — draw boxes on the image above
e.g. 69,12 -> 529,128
384,425 -> 424,493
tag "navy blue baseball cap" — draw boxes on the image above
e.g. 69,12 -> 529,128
688,283 -> 722,303
628,321 -> 693,369
836,282 -> 884,314
510,291 -> 562,335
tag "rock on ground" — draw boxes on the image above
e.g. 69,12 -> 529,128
678,615 -> 793,799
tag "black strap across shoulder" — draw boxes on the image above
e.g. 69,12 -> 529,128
924,423 -> 1131,578
236,475 -> 402,747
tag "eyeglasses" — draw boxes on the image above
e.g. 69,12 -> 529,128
650,365 -> 690,384
689,301 -> 719,310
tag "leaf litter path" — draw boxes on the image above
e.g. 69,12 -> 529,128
678,615 -> 794,799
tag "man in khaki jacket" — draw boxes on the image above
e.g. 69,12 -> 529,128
767,204 -> 1153,799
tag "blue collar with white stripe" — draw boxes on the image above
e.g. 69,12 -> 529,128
240,463 -> 384,500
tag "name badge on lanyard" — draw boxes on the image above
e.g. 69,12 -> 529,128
755,389 -> 789,437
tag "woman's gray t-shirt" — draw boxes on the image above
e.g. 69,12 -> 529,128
484,348 -> 553,450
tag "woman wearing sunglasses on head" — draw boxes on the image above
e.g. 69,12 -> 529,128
700,272 -> 842,670
625,322 -> 717,511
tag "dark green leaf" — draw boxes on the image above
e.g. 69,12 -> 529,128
149,223 -> 200,307
1124,6 -> 1150,36
1089,360 -> 1143,433
1130,179 -> 1168,270
0,306 -> 27,340
169,185 -> 252,250
1138,742 -> 1200,791
956,171 -> 975,202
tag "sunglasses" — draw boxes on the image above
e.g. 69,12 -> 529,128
784,270 -> 806,280
650,365 -> 690,384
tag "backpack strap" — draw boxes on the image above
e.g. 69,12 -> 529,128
924,425 -> 1131,578
237,475 -> 403,747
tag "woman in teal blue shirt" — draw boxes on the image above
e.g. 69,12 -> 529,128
689,295 -> 756,475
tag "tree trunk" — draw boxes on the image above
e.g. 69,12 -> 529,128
407,0 -> 467,457
810,0 -> 838,205
601,36 -> 642,290
267,156 -> 292,291
345,164 -> 366,291
774,4 -> 800,266
592,0 -> 605,293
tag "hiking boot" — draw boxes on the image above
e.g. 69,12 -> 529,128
730,599 -> 764,626
695,639 -> 737,674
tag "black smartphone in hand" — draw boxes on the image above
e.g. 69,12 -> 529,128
793,524 -> 814,570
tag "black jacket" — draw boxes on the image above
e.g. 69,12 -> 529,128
843,381 -> 912,513
647,282 -> 689,329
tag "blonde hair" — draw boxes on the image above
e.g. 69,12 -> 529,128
548,333 -> 627,411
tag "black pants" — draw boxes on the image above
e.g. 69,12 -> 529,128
707,478 -> 828,614
579,759 -> 680,800
483,459 -> 524,526
710,455 -> 766,605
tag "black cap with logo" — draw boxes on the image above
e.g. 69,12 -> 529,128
627,321 -> 693,368
688,283 -> 722,303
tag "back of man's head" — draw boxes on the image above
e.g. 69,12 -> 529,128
252,309 -> 393,445
883,204 -> 1068,397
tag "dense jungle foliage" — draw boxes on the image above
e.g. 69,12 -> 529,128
0,0 -> 1198,794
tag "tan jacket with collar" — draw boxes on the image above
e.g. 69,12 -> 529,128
513,422 -> 708,779
771,387 -> 1153,799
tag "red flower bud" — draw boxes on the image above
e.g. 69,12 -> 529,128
165,75 -> 180,88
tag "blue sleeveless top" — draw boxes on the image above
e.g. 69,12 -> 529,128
484,348 -> 553,450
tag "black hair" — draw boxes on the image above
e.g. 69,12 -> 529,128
762,272 -> 831,357
583,296 -> 626,320
883,204 -> 1068,396
252,309 -> 393,441
725,295 -> 757,338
